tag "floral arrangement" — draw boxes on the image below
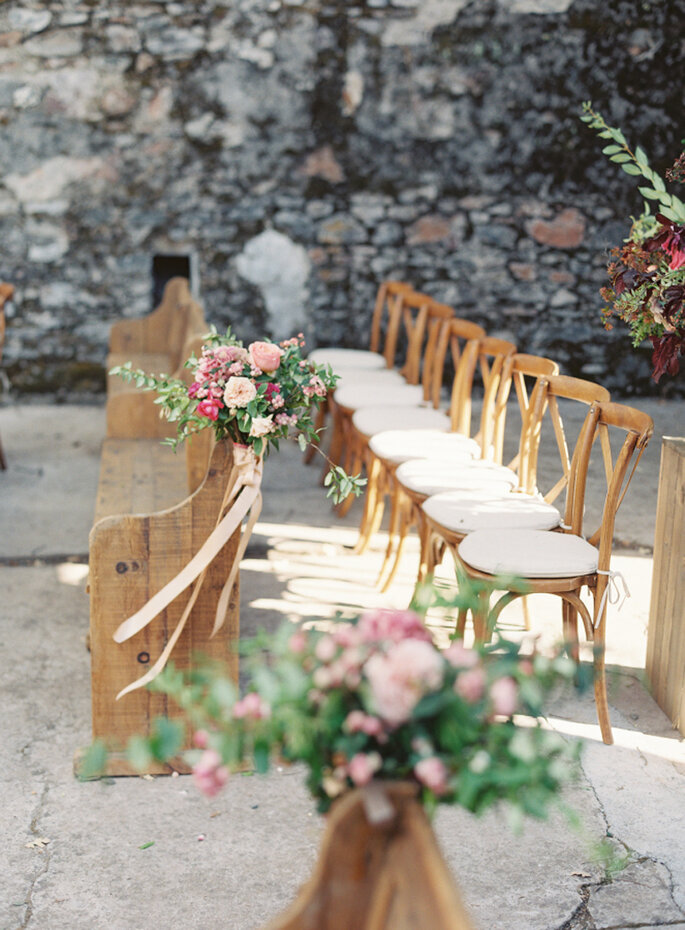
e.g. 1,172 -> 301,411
581,103 -> 685,381
115,601 -> 580,821
111,328 -> 364,502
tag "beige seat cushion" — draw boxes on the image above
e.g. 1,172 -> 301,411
458,528 -> 598,578
308,347 -> 387,370
353,405 -> 451,438
368,429 -> 480,465
335,382 -> 425,411
422,491 -> 561,535
334,368 -> 407,392
395,459 -> 517,497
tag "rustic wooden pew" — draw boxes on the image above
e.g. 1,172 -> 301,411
81,431 -> 241,776
106,276 -> 208,439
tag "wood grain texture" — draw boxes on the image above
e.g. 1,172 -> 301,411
262,783 -> 475,930
646,437 -> 685,735
88,439 -> 240,768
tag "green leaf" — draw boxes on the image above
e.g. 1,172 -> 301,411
601,145 -> 622,155
127,735 -> 154,772
609,153 -> 631,163
598,130 -> 613,139
638,187 -> 662,201
660,206 -> 681,223
150,717 -> 184,760
297,433 -> 308,452
652,174 -> 666,192
139,841 -> 156,850
77,740 -> 108,781
621,164 -> 642,176
634,145 -> 649,167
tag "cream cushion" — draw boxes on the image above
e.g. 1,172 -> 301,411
353,405 -> 451,438
458,528 -> 598,578
368,429 -> 480,465
396,459 -> 518,497
308,347 -> 386,370
335,382 -> 425,410
422,492 -> 561,535
334,368 -> 406,392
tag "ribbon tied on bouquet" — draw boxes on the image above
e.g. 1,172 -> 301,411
112,442 -> 263,700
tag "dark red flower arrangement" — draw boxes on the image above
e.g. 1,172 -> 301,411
582,104 -> 685,382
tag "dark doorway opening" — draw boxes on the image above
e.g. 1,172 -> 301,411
152,254 -> 191,308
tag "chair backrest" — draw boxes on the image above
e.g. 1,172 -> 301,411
0,283 -> 14,365
368,280 -> 415,367
566,401 -> 654,567
436,316 -> 488,436
463,338 -> 522,460
516,373 -> 610,501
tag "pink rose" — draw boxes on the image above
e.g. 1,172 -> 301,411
357,608 -> 432,645
232,692 -> 271,720
196,398 -> 224,421
193,729 -> 210,749
364,639 -> 444,728
414,756 -> 449,796
490,676 -> 518,718
249,415 -> 274,438
288,630 -> 307,654
223,376 -> 257,408
444,641 -> 480,669
315,635 -> 337,663
347,752 -> 382,787
192,749 -> 229,797
455,666 -> 486,704
249,341 -> 283,373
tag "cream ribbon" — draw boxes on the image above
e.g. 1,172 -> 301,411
595,568 -> 630,627
113,443 -> 263,700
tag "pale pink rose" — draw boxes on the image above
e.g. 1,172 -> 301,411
313,666 -> 333,690
249,415 -> 274,438
357,608 -> 432,645
249,341 -> 283,373
332,624 -> 362,648
315,635 -> 337,663
444,641 -> 480,669
192,749 -> 229,797
455,666 -> 486,704
347,752 -> 382,787
232,692 -> 271,720
364,639 -> 444,728
344,710 -> 368,733
361,715 -> 384,738
223,376 -> 258,408
193,729 -> 210,749
414,756 -> 449,796
490,676 -> 518,717
288,630 -> 308,654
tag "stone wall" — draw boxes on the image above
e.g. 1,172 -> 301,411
0,0 -> 683,398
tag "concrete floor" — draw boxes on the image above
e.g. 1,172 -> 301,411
1,399 -> 684,930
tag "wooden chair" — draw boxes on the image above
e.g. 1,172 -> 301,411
456,400 -> 654,744
367,337 -> 520,588
0,282 -> 15,470
421,373 -> 611,635
374,351 -> 555,592
341,309 -> 485,531
304,281 -> 413,464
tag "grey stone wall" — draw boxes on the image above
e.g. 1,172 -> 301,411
0,0 -> 683,398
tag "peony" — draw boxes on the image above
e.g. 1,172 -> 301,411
249,415 -> 274,438
414,756 -> 449,796
232,692 -> 271,720
196,398 -> 224,421
364,639 -> 444,728
192,749 -> 230,797
444,641 -> 480,669
249,341 -> 283,373
357,608 -> 432,645
223,376 -> 257,408
454,666 -> 486,704
347,752 -> 382,787
490,676 -> 518,718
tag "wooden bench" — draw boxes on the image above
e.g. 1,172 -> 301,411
83,431 -> 241,775
106,276 -> 208,439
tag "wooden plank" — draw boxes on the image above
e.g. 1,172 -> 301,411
646,437 -> 685,734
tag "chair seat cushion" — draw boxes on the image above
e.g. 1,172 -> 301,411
396,459 -> 518,497
334,369 -> 406,392
368,429 -> 480,465
422,492 -> 561,535
352,406 -> 451,439
335,382 -> 425,411
458,528 -> 599,578
308,348 -> 387,370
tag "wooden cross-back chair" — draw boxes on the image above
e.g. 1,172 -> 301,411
456,400 -> 654,744
0,282 -> 15,470
342,310 -> 485,531
365,336 -> 519,589
305,281 -> 414,464
419,372 -> 610,631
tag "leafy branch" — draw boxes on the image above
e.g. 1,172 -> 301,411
581,102 -> 685,224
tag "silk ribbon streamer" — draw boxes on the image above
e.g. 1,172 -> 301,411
113,443 -> 263,700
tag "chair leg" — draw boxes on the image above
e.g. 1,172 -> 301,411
593,644 -> 613,745
354,455 -> 383,552
379,496 -> 413,593
376,489 -> 402,587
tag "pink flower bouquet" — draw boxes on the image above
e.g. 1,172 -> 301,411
128,602 -> 580,818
